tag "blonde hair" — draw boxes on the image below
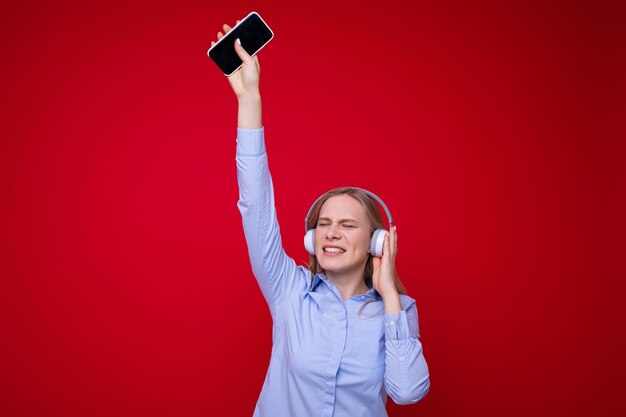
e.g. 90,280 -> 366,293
306,187 -> 407,302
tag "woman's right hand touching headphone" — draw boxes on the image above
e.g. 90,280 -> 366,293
211,20 -> 261,100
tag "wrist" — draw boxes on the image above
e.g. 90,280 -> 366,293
379,285 -> 399,300
237,92 -> 261,103
237,93 -> 262,129
382,292 -> 402,316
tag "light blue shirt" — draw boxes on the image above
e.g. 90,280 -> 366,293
236,126 -> 430,417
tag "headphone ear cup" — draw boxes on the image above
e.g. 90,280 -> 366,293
370,229 -> 388,257
304,229 -> 316,255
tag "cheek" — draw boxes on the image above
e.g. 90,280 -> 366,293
314,229 -> 323,246
353,231 -> 371,251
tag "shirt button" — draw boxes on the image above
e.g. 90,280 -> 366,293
399,357 -> 405,362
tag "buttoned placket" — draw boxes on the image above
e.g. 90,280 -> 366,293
315,276 -> 350,417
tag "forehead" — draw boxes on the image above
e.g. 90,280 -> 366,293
319,194 -> 367,220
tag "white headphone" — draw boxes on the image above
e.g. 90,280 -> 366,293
303,187 -> 394,257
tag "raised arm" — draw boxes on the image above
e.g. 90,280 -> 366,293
213,21 -> 308,318
211,20 -> 263,128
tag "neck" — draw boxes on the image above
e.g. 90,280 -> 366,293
325,269 -> 369,301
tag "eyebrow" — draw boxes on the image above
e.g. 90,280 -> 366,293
317,217 -> 359,223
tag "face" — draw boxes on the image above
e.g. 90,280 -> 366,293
315,194 -> 372,276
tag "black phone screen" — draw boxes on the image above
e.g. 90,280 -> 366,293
208,12 -> 273,76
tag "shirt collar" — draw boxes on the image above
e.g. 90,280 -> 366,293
361,286 -> 381,301
308,273 -> 324,292
308,274 -> 381,300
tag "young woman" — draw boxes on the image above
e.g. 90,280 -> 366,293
212,20 -> 430,417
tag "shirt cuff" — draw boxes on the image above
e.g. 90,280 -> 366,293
236,126 -> 265,156
384,310 -> 410,341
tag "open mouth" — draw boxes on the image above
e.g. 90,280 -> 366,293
323,246 -> 346,254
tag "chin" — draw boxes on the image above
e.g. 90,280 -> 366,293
319,251 -> 368,271
318,260 -> 341,273
319,260 -> 358,276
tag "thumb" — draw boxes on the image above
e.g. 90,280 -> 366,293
234,38 -> 253,64
372,257 -> 381,270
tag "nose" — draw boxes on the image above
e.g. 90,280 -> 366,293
325,223 -> 341,240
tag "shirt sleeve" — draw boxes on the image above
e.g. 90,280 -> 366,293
383,301 -> 431,404
235,127 -> 308,318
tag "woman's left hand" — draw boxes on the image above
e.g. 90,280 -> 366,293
372,226 -> 399,299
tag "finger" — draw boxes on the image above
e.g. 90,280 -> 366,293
382,234 -> 390,262
211,41 -> 215,46
394,226 -> 398,254
391,225 -> 397,257
217,31 -> 223,40
233,38 -> 253,63
223,23 -> 232,33
372,257 -> 381,287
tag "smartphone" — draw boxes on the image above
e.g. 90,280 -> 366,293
207,11 -> 274,76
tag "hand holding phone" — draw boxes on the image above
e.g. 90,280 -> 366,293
208,12 -> 274,77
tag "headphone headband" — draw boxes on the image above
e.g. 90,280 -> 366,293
304,187 -> 394,233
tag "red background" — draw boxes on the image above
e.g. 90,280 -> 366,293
1,1 -> 625,416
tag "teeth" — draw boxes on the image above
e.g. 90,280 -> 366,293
324,247 -> 345,253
